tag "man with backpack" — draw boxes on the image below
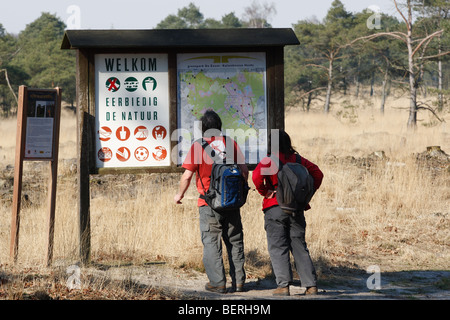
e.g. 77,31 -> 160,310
252,130 -> 323,296
174,110 -> 249,294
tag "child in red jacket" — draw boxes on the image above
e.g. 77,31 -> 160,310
252,130 -> 323,296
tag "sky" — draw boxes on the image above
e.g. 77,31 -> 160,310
0,0 -> 400,35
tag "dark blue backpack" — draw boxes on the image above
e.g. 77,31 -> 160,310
198,138 -> 249,213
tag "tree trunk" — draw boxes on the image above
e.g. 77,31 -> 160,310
406,2 -> 417,130
380,62 -> 389,115
324,54 -> 333,113
407,57 -> 417,129
355,57 -> 361,98
438,45 -> 443,111
307,92 -> 312,112
343,76 -> 347,96
370,70 -> 375,97
355,76 -> 360,98
306,81 -> 312,112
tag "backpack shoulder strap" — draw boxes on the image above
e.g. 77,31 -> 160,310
194,138 -> 211,156
194,138 -> 210,195
199,137 -> 228,164
295,153 -> 302,164
196,137 -> 226,197
199,138 -> 217,161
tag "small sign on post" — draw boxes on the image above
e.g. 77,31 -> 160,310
10,86 -> 62,266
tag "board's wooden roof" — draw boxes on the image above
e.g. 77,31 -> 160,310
61,28 -> 299,49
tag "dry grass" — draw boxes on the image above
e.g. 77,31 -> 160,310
0,93 -> 449,299
286,94 -> 450,272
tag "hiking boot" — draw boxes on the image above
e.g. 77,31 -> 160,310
305,286 -> 318,295
272,286 -> 289,296
205,282 -> 226,294
235,284 -> 244,292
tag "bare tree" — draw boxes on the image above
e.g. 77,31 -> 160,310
353,0 -> 449,129
242,0 -> 277,28
417,0 -> 450,111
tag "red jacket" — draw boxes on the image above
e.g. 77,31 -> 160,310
252,152 -> 323,211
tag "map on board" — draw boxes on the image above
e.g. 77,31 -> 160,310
177,53 -> 267,165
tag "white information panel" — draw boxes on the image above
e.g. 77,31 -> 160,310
95,54 -> 170,168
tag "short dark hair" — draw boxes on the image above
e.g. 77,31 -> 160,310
200,110 -> 222,136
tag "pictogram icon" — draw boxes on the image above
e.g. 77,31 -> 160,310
116,147 -> 131,162
143,76 -> 157,91
134,126 -> 149,141
124,77 -> 139,92
152,125 -> 167,140
98,147 -> 112,162
152,146 -> 167,161
106,77 -> 120,92
98,126 -> 112,141
135,146 -> 149,161
116,126 -> 130,141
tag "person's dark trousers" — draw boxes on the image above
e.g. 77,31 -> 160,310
264,205 -> 317,288
199,205 -> 246,288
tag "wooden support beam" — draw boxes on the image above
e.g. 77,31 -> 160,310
10,86 -> 27,263
76,50 -> 94,265
45,87 -> 62,266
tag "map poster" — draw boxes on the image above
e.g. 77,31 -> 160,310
95,54 -> 170,169
177,52 -> 268,165
24,90 -> 57,159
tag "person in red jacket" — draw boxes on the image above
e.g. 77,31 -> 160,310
174,110 -> 248,294
252,130 -> 323,296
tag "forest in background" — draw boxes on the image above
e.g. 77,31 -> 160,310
0,0 -> 448,128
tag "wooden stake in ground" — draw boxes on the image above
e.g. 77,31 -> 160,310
10,86 -> 27,263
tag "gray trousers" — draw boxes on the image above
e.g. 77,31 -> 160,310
264,205 -> 317,288
199,205 -> 246,287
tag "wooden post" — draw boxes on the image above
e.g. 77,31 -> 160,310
10,86 -> 27,263
266,46 -> 285,132
273,46 -> 285,131
45,87 -> 62,266
76,49 -> 93,265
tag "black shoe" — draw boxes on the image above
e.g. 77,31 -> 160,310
205,282 -> 226,294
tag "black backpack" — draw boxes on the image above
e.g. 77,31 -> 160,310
269,154 -> 315,215
198,138 -> 249,213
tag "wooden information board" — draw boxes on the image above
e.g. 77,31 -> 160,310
61,28 -> 300,264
